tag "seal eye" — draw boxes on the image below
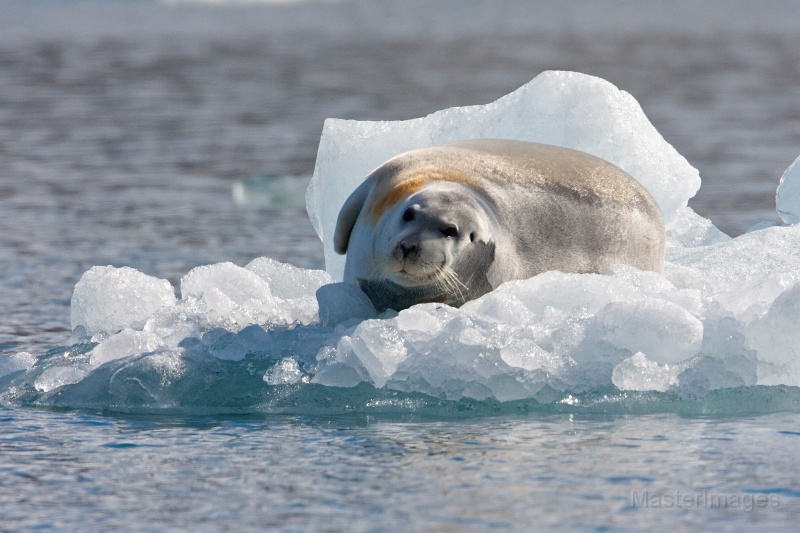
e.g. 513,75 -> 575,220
441,225 -> 459,239
402,207 -> 415,222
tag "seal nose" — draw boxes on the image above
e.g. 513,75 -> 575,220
399,241 -> 418,259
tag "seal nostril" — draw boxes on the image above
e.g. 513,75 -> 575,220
399,242 -> 418,259
470,232 -> 476,242
441,225 -> 459,239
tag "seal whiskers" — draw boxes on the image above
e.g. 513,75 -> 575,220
435,264 -> 467,304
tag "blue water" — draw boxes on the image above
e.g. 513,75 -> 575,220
2,0 -> 800,530
3,407 -> 799,531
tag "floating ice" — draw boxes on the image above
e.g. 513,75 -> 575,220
263,357 -> 306,385
71,266 -> 176,336
52,260 -> 332,394
246,256 -> 332,300
746,283 -> 800,385
611,353 -> 683,392
311,265 -> 729,401
316,282 -> 380,327
232,175 -> 310,209
4,71 -> 800,414
777,154 -> 800,225
199,324 -> 273,361
90,328 -> 165,366
595,299 -> 703,365
0,352 -> 36,379
34,364 -> 91,393
180,262 -> 278,329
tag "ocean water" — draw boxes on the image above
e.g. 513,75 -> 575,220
2,0 -> 800,530
2,407 -> 799,531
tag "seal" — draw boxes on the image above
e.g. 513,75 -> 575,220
334,139 -> 665,311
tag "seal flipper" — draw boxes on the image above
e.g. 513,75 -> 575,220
356,278 -> 449,313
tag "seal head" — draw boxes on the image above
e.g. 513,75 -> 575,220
345,180 -> 497,311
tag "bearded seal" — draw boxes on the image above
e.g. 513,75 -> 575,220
334,139 -> 665,311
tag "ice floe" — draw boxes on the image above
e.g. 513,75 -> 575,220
4,71 -> 800,413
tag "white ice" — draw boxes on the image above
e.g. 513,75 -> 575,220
263,357 -> 307,385
71,266 -> 176,337
51,71 -> 800,401
777,154 -> 800,225
66,259 -> 331,368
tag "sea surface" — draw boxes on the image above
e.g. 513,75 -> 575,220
1,0 -> 800,530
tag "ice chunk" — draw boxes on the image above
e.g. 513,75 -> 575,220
70,266 -> 176,336
143,304 -> 205,349
777,153 -> 800,225
746,283 -> 800,386
670,224 -> 800,320
666,207 -> 730,255
200,324 -> 272,361
308,70 -> 705,280
90,328 -> 165,367
499,336 -> 562,373
343,318 -> 408,388
0,352 -> 36,378
594,300 -> 703,365
395,304 -> 457,342
263,357 -> 306,385
34,364 -> 91,392
181,262 -> 277,329
232,175 -> 310,209
310,361 -> 365,388
246,257 -> 331,325
387,314 -> 536,402
246,257 -> 332,299
465,267 -> 694,325
612,352 -> 682,392
181,261 -> 323,328
311,264 -> 716,398
182,261 -> 272,303
715,271 -> 800,325
316,282 -> 379,326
